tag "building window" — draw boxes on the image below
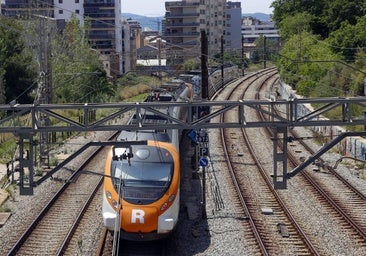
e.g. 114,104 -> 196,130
59,0 -> 63,3
59,10 -> 63,14
75,10 -> 79,14
75,0 -> 79,3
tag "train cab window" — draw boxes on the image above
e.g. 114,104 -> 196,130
112,162 -> 173,204
111,145 -> 175,204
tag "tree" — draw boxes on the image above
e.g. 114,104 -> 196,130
324,0 -> 366,32
0,16 -> 37,104
327,15 -> 366,62
278,12 -> 313,39
277,31 -> 340,97
0,75 -> 5,105
251,36 -> 278,64
272,0 -> 366,97
182,58 -> 200,72
351,50 -> 366,96
51,16 -> 114,103
271,0 -> 366,38
271,0 -> 326,36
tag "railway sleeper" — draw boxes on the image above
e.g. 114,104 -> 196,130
277,222 -> 290,238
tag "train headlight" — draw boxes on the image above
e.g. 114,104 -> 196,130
160,202 -> 168,211
111,199 -> 119,209
106,191 -> 112,199
168,194 -> 175,202
106,191 -> 118,209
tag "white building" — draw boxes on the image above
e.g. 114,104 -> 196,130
54,1 -> 123,77
4,0 -> 126,77
242,17 -> 280,44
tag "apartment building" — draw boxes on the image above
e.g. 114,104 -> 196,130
3,0 -> 128,77
164,0 -> 202,66
226,1 -> 242,52
204,0 -> 226,56
3,0 -> 54,17
241,16 -> 280,59
55,0 -> 123,77
163,0 -> 226,66
125,18 -> 142,73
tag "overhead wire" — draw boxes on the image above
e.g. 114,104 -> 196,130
11,0 -> 366,63
28,1 -> 192,74
32,0 -> 249,71
309,33 -> 366,51
3,0 -> 278,91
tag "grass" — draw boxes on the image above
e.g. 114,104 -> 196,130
0,205 -> 11,212
0,82 -> 154,167
0,136 -> 17,164
0,174 -> 9,189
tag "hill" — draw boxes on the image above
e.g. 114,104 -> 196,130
243,13 -> 271,22
122,12 -> 271,31
122,13 -> 163,31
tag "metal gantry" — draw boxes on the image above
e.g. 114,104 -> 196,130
2,97 -> 366,132
1,96 -> 366,194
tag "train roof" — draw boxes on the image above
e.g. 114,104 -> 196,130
117,130 -> 171,143
116,81 -> 189,144
145,81 -> 189,102
145,92 -> 174,102
117,113 -> 172,142
129,113 -> 168,126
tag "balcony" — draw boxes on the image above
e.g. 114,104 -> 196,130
165,1 -> 200,8
163,31 -> 200,37
165,22 -> 200,28
165,12 -> 199,18
168,41 -> 198,47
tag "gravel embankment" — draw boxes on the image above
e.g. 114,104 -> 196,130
1,91 -> 366,255
0,131 -> 113,255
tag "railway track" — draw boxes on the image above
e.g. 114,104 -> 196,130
212,68 -> 320,255
7,132 -> 118,255
272,114 -> 366,243
96,221 -> 168,255
4,67 -> 366,254
249,74 -> 366,253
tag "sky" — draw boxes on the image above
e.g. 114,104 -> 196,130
122,0 -> 274,16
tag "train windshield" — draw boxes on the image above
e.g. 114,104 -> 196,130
111,146 -> 174,204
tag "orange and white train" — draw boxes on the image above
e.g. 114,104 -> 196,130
102,82 -> 192,241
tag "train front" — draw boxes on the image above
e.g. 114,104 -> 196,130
102,140 -> 180,241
